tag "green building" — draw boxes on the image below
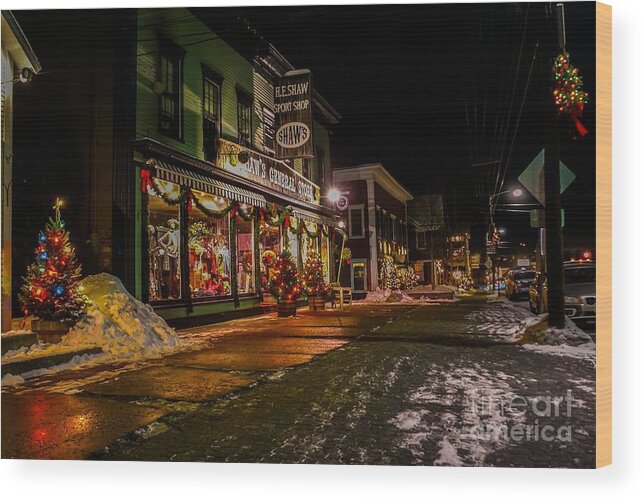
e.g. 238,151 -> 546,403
10,8 -> 341,326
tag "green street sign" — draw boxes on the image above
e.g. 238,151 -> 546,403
518,149 -> 576,206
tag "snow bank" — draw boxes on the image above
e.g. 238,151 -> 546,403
62,273 -> 179,358
516,313 -> 593,346
362,289 -> 449,304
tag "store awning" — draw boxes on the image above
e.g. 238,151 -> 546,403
289,206 -> 337,227
154,160 -> 267,207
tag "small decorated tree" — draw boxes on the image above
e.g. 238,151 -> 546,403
302,252 -> 329,311
404,266 -> 419,290
20,199 -> 88,339
269,251 -> 302,316
378,256 -> 401,291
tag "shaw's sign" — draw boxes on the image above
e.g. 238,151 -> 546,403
216,138 -> 319,205
274,70 -> 314,159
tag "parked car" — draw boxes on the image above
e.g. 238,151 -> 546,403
505,267 -> 536,300
528,271 -> 547,313
528,261 -> 596,325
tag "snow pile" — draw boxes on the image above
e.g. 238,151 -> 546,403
364,289 -> 392,302
362,289 -> 448,305
516,313 -> 593,346
62,273 -> 179,358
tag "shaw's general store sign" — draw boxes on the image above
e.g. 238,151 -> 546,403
216,138 -> 319,205
274,70 -> 314,159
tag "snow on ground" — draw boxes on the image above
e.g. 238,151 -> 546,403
465,301 -> 533,339
362,289 -> 450,304
1,352 -> 104,387
389,364 -> 526,466
2,273 -> 179,386
521,341 -> 596,362
466,300 -> 594,351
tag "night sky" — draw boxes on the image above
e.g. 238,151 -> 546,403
14,2 -> 596,255
217,2 -> 597,252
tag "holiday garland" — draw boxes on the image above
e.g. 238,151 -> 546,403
552,51 -> 589,137
142,162 -> 326,240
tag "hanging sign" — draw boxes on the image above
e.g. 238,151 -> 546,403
274,69 -> 314,159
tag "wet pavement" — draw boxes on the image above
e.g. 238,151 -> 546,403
1,296 -> 596,466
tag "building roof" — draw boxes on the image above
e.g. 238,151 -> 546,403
1,11 -> 42,74
333,163 -> 413,203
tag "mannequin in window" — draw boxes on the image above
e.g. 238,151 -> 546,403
158,218 -> 180,298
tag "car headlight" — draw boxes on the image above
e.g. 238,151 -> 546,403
564,296 -> 581,304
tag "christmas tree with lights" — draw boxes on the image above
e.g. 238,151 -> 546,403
378,256 -> 401,291
552,51 -> 589,136
269,251 -> 302,303
302,251 -> 330,297
19,199 -> 88,323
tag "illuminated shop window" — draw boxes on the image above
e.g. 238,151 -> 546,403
188,191 -> 232,298
259,220 -> 281,292
237,216 -> 255,294
147,181 -> 181,301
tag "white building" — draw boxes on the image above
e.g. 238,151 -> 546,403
2,11 -> 41,331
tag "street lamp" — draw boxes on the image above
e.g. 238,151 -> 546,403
328,188 -> 340,203
490,188 -> 523,201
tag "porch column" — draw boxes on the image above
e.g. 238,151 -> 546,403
366,179 -> 378,291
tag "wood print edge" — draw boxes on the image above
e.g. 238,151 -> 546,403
595,0 -> 612,469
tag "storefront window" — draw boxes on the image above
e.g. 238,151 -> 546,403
237,217 -> 255,293
300,222 -> 318,266
259,221 -> 281,292
147,181 -> 181,301
188,192 -> 231,298
288,227 -> 299,263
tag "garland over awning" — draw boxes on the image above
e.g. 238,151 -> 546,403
152,159 -> 267,208
289,206 -> 337,227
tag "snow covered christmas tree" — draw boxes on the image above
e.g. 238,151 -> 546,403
378,256 -> 401,291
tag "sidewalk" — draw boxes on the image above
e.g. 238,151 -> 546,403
2,303 -> 419,459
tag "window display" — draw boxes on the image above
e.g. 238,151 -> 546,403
259,221 -> 281,292
237,218 -> 255,293
147,182 -> 181,301
188,192 -> 231,298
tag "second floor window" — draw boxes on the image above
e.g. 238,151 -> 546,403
349,205 -> 365,239
203,77 -> 221,162
416,230 -> 427,249
159,48 -> 182,139
237,92 -> 252,147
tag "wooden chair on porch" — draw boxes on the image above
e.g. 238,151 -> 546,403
330,282 -> 352,309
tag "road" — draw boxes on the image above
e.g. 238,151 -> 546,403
2,295 -> 596,467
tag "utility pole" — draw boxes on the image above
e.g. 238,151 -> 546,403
543,3 -> 566,328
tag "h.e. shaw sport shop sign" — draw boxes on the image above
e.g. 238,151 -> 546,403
274,70 -> 314,159
216,138 -> 320,205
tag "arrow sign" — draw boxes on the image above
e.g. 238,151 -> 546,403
518,149 -> 576,206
